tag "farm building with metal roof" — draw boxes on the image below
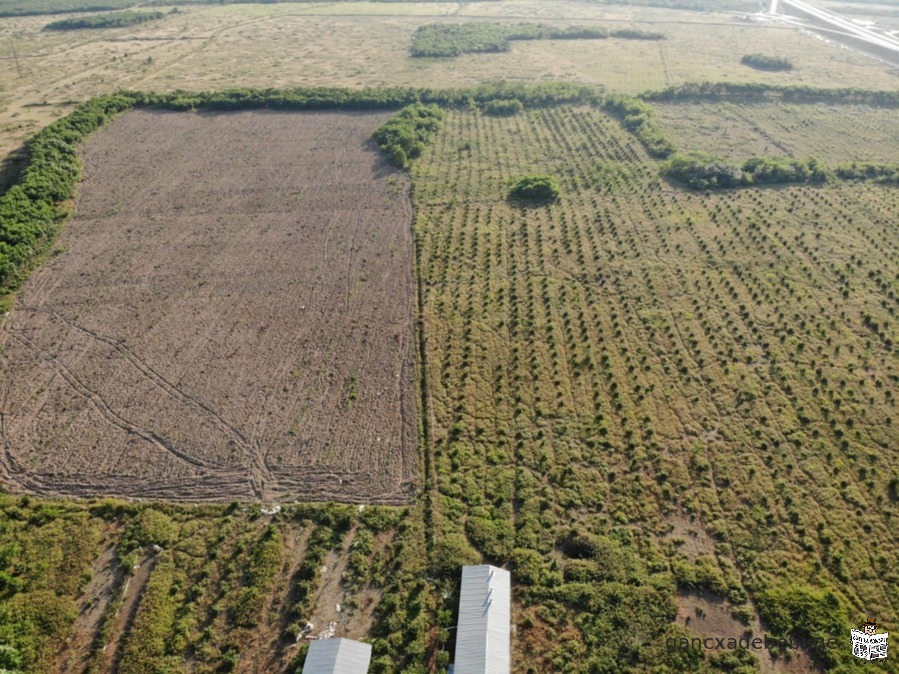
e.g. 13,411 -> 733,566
453,564 -> 511,674
302,637 -> 372,674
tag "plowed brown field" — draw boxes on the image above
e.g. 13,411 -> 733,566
0,110 -> 418,504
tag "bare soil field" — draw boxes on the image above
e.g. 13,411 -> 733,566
0,109 -> 418,504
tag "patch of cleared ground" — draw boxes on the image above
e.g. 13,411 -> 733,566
0,109 -> 418,504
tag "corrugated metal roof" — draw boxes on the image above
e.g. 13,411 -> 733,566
303,637 -> 372,674
454,565 -> 511,674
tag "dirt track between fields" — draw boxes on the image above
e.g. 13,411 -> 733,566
0,109 -> 418,504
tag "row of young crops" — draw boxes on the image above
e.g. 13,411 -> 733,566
0,495 -> 435,674
412,105 -> 898,671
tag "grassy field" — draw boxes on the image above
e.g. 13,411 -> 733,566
653,101 -> 899,165
2,0 -> 899,672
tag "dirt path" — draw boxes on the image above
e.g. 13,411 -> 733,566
56,540 -> 124,674
100,554 -> 155,674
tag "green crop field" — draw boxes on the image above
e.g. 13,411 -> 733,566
1,1 -> 899,672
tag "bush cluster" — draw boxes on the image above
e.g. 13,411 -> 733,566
44,10 -> 165,30
741,53 -> 793,71
836,162 -> 899,183
374,103 -> 446,169
604,94 -> 676,158
508,174 -> 560,202
663,153 -> 828,189
610,28 -> 665,40
483,98 -> 523,116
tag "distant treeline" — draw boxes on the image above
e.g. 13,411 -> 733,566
44,10 -> 165,30
411,23 -> 664,58
836,162 -> 899,184
610,28 -> 666,40
741,53 -> 793,71
411,23 -> 611,58
641,82 -> 899,107
0,0 -> 497,17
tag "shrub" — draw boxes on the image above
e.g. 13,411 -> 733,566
430,533 -> 480,578
741,53 -> 793,71
483,98 -> 523,116
509,175 -> 560,203
374,104 -> 445,169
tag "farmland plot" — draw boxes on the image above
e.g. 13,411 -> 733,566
0,110 -> 418,504
653,101 -> 899,164
414,107 -> 899,670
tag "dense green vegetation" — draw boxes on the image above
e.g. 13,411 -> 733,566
610,28 -> 666,40
44,10 -> 165,30
642,82 -> 899,107
483,99 -> 524,117
374,103 -> 445,169
410,23 -> 610,58
741,53 -> 794,71
604,94 -> 676,158
0,496 -> 421,674
0,94 -> 136,302
508,174 -> 561,202
836,162 -> 899,184
663,153 -> 828,189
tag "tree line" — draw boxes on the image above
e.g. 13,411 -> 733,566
44,9 -> 165,30
642,82 -> 899,107
410,22 -> 664,58
662,153 -> 827,189
410,23 -> 611,58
